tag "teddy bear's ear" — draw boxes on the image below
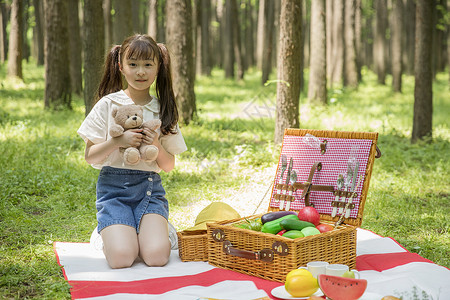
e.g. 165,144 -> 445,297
112,107 -> 118,118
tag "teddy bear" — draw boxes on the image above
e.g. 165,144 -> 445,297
109,104 -> 161,165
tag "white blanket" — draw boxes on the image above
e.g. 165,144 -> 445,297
54,229 -> 450,300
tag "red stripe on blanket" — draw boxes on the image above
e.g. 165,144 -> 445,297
356,252 -> 435,271
53,242 -> 69,282
69,268 -> 283,299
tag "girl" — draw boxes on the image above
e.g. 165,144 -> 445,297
78,34 -> 187,269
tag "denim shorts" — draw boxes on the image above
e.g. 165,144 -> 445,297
96,166 -> 169,233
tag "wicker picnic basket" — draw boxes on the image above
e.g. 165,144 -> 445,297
207,129 -> 380,282
177,230 -> 208,262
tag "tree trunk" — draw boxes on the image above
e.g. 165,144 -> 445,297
166,0 -> 196,125
448,1 -> 450,85
308,0 -> 327,104
326,0 -> 333,82
103,0 -> 113,49
302,0 -> 310,70
355,0 -> 362,82
256,0 -> 265,70
412,0 -> 433,143
374,0 -> 387,84
432,0 -> 446,75
231,0 -> 244,80
215,0 -> 225,68
147,0 -> 158,40
141,5 -> 146,33
344,0 -> 358,88
83,0 -> 104,115
442,0 -> 450,76
22,0 -> 30,63
157,0 -> 165,42
244,0 -> 255,68
195,0 -> 201,75
0,1 -> 9,63
201,0 -> 211,75
261,0 -> 274,85
44,0 -> 71,109
275,0 -> 301,144
67,0 -> 83,95
299,1 -> 305,91
131,0 -> 140,33
272,0 -> 280,71
363,2 -> 374,70
7,0 -> 23,79
195,0 -> 211,76
113,0 -> 132,44
32,0 -> 44,65
223,0 -> 234,78
403,0 -> 416,75
210,0 -> 221,67
391,0 -> 403,92
331,0 -> 344,85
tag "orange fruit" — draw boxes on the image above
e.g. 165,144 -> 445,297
285,274 -> 319,297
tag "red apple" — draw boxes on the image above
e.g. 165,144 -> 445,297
298,207 -> 320,226
316,223 -> 334,233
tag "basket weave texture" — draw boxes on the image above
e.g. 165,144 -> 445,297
207,129 -> 378,282
207,218 -> 356,282
177,231 -> 208,262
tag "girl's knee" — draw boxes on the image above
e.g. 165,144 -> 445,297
105,246 -> 138,269
143,254 -> 169,267
141,244 -> 170,267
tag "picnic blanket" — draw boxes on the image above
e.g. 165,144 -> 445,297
54,228 -> 450,300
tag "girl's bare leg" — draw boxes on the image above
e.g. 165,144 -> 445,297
138,213 -> 171,267
101,224 -> 139,269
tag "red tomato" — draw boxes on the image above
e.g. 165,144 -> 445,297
316,223 -> 334,233
298,207 -> 320,226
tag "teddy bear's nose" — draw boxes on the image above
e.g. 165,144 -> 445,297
132,116 -> 137,120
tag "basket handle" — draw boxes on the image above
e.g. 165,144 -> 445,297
222,240 -> 274,262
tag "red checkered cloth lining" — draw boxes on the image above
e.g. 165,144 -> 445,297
269,135 -> 373,218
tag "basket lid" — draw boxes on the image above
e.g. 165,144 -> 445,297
267,129 -> 380,227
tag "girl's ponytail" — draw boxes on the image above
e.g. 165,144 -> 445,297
156,43 -> 179,135
96,45 -> 123,101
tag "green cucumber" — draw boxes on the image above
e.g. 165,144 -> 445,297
261,214 -> 299,234
280,219 -> 315,231
282,230 -> 305,239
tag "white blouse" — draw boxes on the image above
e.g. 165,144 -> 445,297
77,90 -> 187,172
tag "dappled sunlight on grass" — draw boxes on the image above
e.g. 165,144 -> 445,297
0,61 -> 449,298
195,68 -> 277,118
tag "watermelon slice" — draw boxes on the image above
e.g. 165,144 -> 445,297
318,274 -> 367,300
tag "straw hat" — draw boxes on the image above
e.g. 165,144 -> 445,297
184,202 -> 241,232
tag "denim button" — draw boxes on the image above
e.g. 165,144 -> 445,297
147,191 -> 152,196
148,177 -> 153,182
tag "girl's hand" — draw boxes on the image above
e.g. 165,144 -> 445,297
84,129 -> 143,165
115,129 -> 143,148
142,128 -> 160,146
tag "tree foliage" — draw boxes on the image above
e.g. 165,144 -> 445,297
1,0 -> 447,141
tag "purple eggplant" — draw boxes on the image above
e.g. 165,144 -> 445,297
261,211 -> 298,224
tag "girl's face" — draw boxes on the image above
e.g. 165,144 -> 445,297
120,52 -> 159,92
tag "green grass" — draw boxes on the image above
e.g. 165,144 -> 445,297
0,61 -> 449,299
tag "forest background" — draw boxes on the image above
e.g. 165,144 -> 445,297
1,0 -> 449,299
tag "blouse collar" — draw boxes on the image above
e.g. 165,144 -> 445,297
109,90 -> 160,113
